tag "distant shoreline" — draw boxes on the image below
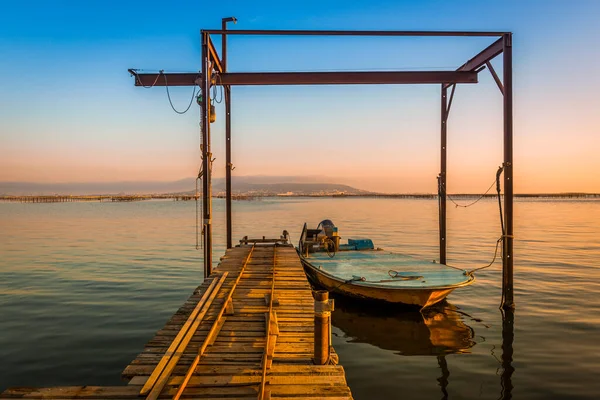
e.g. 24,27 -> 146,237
1,193 -> 599,203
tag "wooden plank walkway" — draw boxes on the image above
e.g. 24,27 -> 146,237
1,244 -> 353,399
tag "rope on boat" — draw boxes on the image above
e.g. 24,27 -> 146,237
387,270 -> 424,280
324,238 -> 336,258
328,275 -> 366,292
467,234 -> 514,275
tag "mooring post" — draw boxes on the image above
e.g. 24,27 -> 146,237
502,33 -> 514,309
313,290 -> 333,365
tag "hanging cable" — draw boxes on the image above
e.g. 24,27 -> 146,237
441,177 -> 498,208
211,74 -> 223,104
468,165 -> 509,275
164,73 -> 198,114
496,165 -> 506,236
131,69 -> 162,88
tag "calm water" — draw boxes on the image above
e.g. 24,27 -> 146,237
1,198 -> 599,399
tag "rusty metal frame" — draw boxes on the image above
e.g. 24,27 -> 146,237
203,29 -> 506,37
222,18 -> 234,250
129,25 -> 514,309
206,34 -> 223,74
132,70 -> 478,86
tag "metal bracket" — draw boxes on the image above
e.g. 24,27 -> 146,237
485,61 -> 504,95
315,299 -> 335,314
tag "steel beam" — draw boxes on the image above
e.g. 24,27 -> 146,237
486,61 -> 504,95
207,34 -> 223,74
201,32 -> 213,277
223,18 -> 233,250
132,71 -> 477,87
439,86 -> 448,265
502,33 -> 514,309
221,71 -> 477,85
500,307 -> 515,397
446,84 -> 456,117
443,37 -> 503,89
457,37 -> 504,72
131,72 -> 199,87
204,29 -> 506,37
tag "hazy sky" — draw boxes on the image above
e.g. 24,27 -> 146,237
1,0 -> 599,193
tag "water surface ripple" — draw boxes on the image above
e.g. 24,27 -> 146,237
1,198 -> 599,399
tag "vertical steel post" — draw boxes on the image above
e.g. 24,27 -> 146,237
439,85 -> 448,265
500,307 -> 515,398
502,33 -> 514,309
201,31 -> 213,277
223,20 -> 233,249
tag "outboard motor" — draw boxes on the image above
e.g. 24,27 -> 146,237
317,219 -> 335,236
317,219 -> 339,252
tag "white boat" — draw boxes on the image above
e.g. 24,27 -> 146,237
298,221 -> 475,309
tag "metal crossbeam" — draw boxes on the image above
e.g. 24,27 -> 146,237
207,34 -> 223,73
456,37 -> 504,72
443,37 -> 503,89
204,29 -> 507,37
132,70 -> 477,87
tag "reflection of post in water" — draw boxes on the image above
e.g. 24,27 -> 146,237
437,355 -> 449,400
500,307 -> 515,400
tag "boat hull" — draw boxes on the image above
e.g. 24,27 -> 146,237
301,256 -> 471,309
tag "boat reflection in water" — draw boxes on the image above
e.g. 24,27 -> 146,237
332,300 -> 476,356
332,299 -> 475,399
332,299 -> 515,400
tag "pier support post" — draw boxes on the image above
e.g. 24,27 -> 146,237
500,307 -> 515,397
439,85 -> 448,265
201,31 -> 213,277
313,290 -> 333,365
502,33 -> 514,309
223,18 -> 234,250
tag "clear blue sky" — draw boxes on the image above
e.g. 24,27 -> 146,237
1,0 -> 599,192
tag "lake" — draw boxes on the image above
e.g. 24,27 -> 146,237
1,197 -> 599,399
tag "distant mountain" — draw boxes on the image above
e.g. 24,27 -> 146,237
213,181 -> 368,196
0,176 -> 369,196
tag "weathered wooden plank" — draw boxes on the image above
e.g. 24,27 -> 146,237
123,364 -> 346,378
130,374 -> 349,387
139,274 -> 222,395
0,386 -> 141,399
145,272 -> 229,399
173,245 -> 256,400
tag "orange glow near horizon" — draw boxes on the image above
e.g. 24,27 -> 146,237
1,3 -> 599,194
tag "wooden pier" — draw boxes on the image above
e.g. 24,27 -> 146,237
1,243 -> 352,399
